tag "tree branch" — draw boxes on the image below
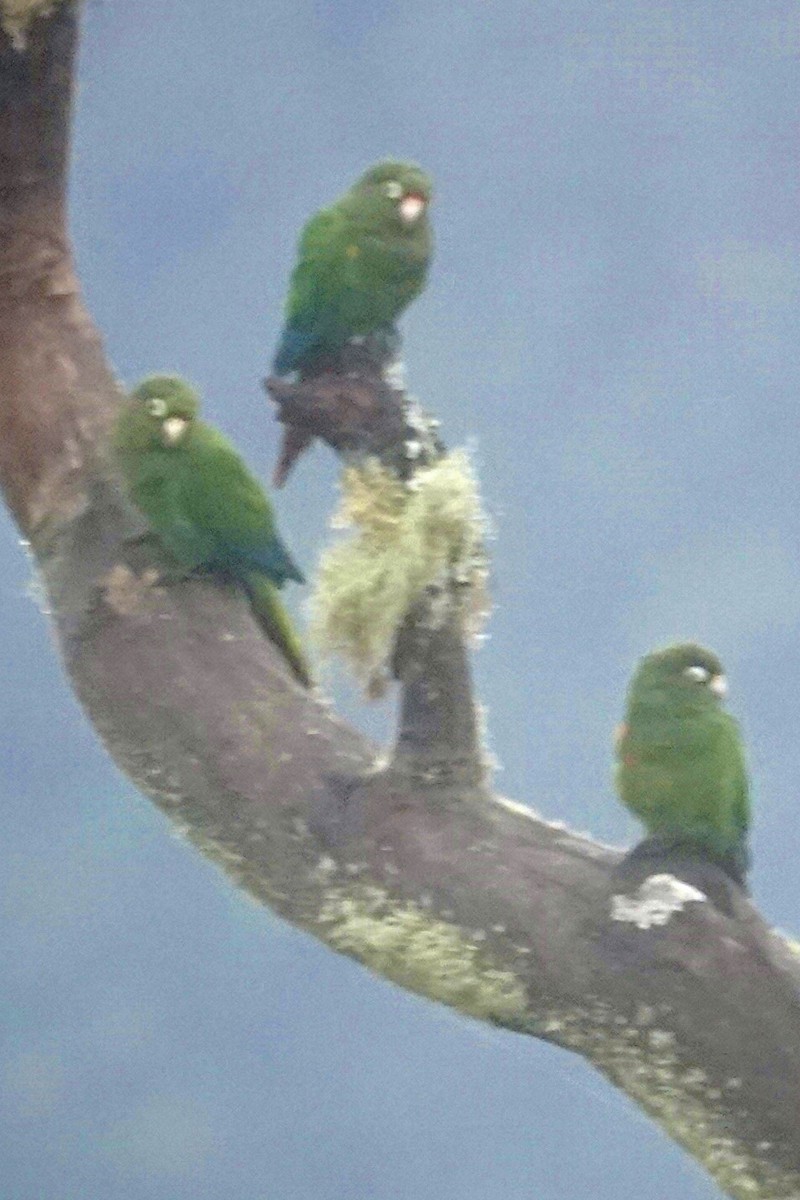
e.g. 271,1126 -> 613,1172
3,7 -> 800,1198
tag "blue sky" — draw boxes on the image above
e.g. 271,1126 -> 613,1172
3,2 -> 800,1196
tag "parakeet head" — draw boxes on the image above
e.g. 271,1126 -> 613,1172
349,160 -> 433,229
118,375 -> 201,452
628,642 -> 729,713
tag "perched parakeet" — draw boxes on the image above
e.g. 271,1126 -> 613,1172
272,159 -> 433,376
114,375 -> 311,687
614,643 -> 750,884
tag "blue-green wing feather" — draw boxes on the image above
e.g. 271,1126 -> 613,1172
273,209 -> 348,373
178,433 -> 304,585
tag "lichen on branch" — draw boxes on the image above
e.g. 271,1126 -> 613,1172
1,0 -> 58,49
309,449 -> 490,693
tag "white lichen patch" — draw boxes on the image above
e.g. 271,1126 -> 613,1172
309,451 -> 490,693
776,931 -> 800,960
537,1003 -> 800,1200
492,795 -> 622,862
100,564 -> 162,618
25,569 -> 51,615
318,884 -> 527,1023
493,794 -> 539,820
314,855 -> 338,878
382,358 -> 407,392
611,873 -> 706,930
1,0 -> 57,49
533,1004 -> 800,1200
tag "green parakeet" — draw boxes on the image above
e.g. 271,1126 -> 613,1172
614,643 -> 750,884
272,159 -> 433,375
114,375 -> 311,687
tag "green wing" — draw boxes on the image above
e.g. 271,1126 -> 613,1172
285,206 -> 352,332
180,425 -> 277,553
721,714 -> 750,841
285,206 -> 425,337
127,450 -> 218,569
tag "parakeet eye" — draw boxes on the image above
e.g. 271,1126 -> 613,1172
382,180 -> 403,199
684,665 -> 711,683
145,397 -> 168,418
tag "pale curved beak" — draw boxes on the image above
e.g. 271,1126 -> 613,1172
161,416 -> 188,446
710,674 -> 728,699
399,194 -> 426,223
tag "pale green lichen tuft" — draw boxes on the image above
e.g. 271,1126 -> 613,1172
319,884 -> 527,1022
534,1004 -> 800,1200
1,0 -> 57,50
309,451 -> 490,694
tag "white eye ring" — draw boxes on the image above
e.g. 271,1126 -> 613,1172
684,665 -> 711,683
383,180 -> 403,200
146,397 -> 168,418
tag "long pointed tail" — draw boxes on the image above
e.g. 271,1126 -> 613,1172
273,425 -> 315,488
243,572 -> 312,688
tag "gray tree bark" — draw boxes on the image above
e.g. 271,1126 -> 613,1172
2,6 -> 800,1197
